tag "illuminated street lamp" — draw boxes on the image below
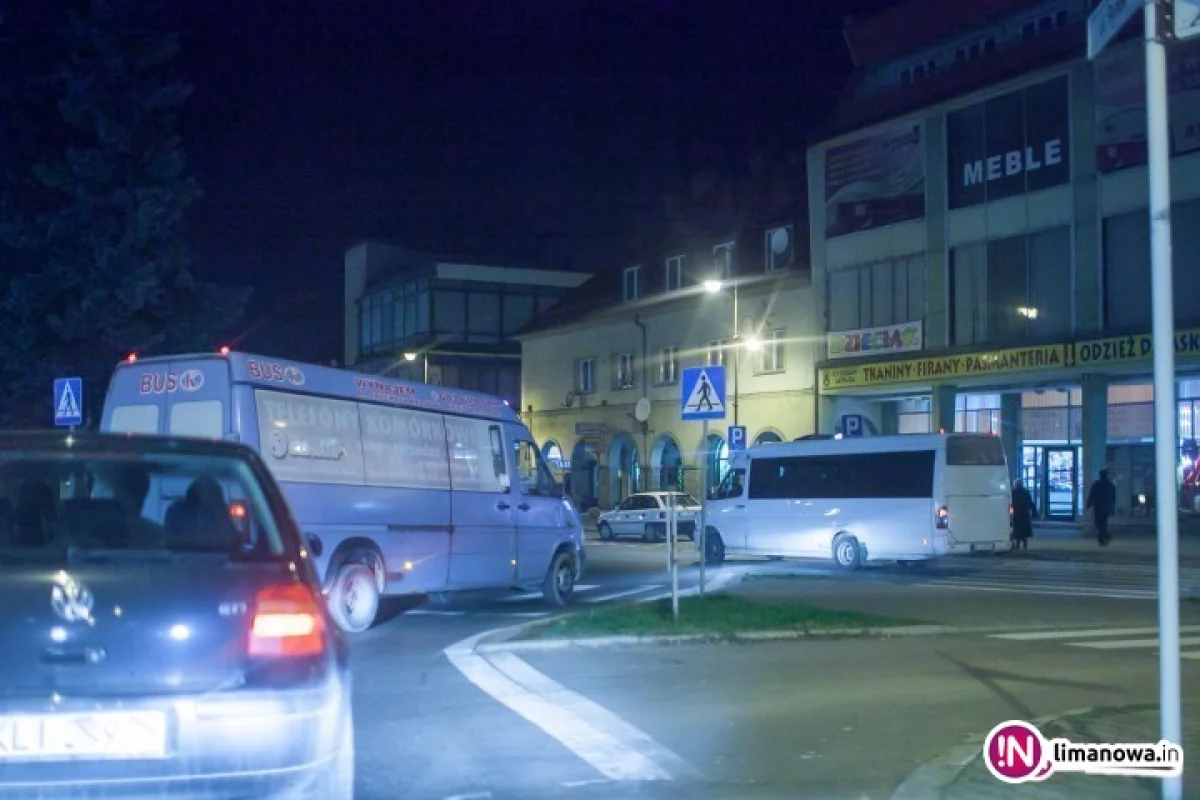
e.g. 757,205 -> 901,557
401,351 -> 428,383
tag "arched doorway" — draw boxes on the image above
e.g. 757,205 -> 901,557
754,430 -> 783,445
542,440 -> 565,468
706,433 -> 729,490
608,434 -> 640,505
570,440 -> 600,511
650,434 -> 683,491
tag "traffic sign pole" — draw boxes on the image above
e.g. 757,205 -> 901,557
1146,3 -> 1182,798
699,419 -> 708,595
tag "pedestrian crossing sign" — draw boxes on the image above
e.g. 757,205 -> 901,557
53,377 -> 83,427
680,366 -> 726,421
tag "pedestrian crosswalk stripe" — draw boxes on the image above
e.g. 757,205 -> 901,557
991,625 -> 1200,641
1072,636 -> 1200,650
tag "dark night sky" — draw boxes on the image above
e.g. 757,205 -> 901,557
166,0 -> 895,362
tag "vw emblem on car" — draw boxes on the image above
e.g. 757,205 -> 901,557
51,574 -> 94,623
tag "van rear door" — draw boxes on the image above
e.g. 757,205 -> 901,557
944,436 -> 1011,546
100,360 -> 166,436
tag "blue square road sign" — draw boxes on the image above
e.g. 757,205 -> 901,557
54,377 -> 84,427
680,366 -> 726,421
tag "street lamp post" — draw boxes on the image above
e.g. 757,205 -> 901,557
402,351 -> 429,383
704,278 -> 759,428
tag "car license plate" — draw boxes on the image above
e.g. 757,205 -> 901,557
0,711 -> 167,759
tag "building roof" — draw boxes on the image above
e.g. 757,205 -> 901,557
817,21 -> 1087,141
843,0 -> 1040,67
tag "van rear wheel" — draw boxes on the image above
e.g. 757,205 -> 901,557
704,529 -> 725,566
329,563 -> 380,633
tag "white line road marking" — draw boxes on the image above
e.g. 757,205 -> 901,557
502,612 -> 550,618
442,793 -> 493,800
500,585 -> 599,603
407,610 -> 467,616
444,632 -> 698,782
991,626 -> 1200,641
1070,636 -> 1200,650
561,779 -> 614,789
584,585 -> 661,604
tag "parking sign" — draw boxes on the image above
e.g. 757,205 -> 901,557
728,425 -> 747,451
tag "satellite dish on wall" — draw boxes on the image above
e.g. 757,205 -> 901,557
634,397 -> 651,422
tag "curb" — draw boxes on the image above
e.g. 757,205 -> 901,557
887,705 -> 1112,799
473,621 -> 1091,654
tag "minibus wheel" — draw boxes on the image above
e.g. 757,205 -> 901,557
832,534 -> 863,570
704,529 -> 725,566
543,549 -> 576,607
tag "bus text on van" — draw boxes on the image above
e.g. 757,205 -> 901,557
247,359 -> 306,386
138,370 -> 205,394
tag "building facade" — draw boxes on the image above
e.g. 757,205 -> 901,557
809,0 -> 1200,520
344,241 -> 590,408
519,161 -> 814,510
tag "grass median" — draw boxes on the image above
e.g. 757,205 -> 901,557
528,593 -> 916,640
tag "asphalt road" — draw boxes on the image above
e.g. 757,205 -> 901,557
346,538 -> 1200,799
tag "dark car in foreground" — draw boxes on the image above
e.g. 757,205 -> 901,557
0,432 -> 353,799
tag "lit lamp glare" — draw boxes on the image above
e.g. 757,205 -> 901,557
703,279 -> 724,294
744,337 -> 762,352
1017,306 -> 1039,319
403,352 -> 418,362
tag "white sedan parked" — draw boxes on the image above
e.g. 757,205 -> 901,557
597,492 -> 702,543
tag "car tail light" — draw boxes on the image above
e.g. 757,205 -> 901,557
935,506 -> 949,530
248,584 -> 325,657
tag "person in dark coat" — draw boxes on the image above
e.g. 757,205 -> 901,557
1010,479 -> 1035,550
1087,469 -> 1117,546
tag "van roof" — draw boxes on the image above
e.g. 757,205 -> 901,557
739,432 -> 999,458
112,350 -> 523,424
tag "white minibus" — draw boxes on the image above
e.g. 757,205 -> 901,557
701,433 -> 1012,568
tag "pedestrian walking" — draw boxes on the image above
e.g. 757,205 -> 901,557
1086,470 -> 1117,546
1010,479 -> 1035,550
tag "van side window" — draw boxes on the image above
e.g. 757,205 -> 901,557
715,468 -> 745,499
749,452 -> 936,499
515,440 -> 557,496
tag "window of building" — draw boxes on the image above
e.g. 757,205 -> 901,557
955,49 -> 966,64
758,329 -> 785,373
946,76 -> 1070,209
1022,21 -> 1036,39
955,393 -> 1002,435
896,396 -> 931,434
713,242 -> 735,279
983,38 -> 995,54
827,254 -> 927,333
900,68 -> 913,85
614,352 -> 635,390
1055,10 -> 1068,27
708,339 -> 729,367
576,358 -> 595,394
658,346 -> 678,384
623,266 -> 640,302
665,256 -> 684,291
1104,199 -> 1200,332
950,226 -> 1072,347
969,42 -> 980,59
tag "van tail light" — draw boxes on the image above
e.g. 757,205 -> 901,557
935,506 -> 949,530
248,584 -> 325,658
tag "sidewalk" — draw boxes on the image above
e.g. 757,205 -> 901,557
941,704 -> 1197,799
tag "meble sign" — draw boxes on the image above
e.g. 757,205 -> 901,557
962,139 -> 1064,187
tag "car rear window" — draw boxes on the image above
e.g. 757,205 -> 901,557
946,436 -> 1006,466
0,451 -> 287,562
